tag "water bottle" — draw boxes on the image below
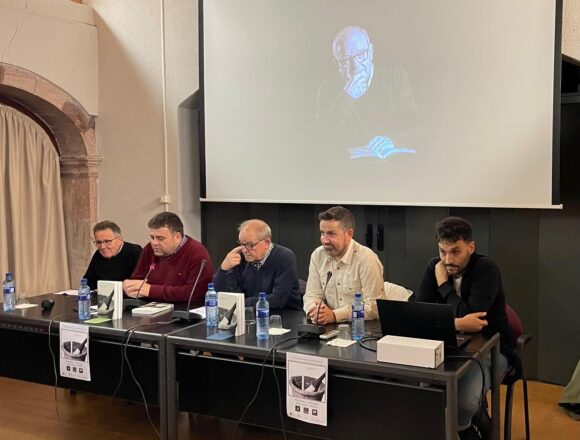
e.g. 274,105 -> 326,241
256,292 -> 269,340
78,278 -> 91,320
205,283 -> 218,327
3,273 -> 16,312
352,292 -> 365,340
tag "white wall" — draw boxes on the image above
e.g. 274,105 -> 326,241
84,0 -> 200,245
0,0 -> 98,115
563,0 -> 580,60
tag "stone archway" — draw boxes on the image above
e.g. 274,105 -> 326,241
0,63 -> 101,287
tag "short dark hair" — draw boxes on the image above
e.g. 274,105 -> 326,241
93,220 -> 121,236
435,216 -> 473,243
318,206 -> 355,230
148,212 -> 184,235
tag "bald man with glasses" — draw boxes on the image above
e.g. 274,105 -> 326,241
212,219 -> 302,310
83,221 -> 142,290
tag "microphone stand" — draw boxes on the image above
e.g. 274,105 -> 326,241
298,271 -> 333,339
172,259 -> 207,322
124,264 -> 155,309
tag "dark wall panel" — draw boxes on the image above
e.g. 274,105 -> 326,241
450,208 -> 491,256
538,205 -> 580,383
384,206 -> 407,286
403,207 -> 448,294
536,100 -> 580,383
278,204 -> 319,280
489,209 -> 540,379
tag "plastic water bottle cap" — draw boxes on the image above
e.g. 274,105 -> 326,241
208,283 -> 214,290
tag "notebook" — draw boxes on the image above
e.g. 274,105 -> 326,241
376,299 -> 471,350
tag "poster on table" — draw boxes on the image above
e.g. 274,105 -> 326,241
59,322 -> 91,381
286,352 -> 328,426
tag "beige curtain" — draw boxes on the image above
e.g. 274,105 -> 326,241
0,104 -> 69,295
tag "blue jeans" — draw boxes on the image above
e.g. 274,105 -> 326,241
458,352 -> 508,430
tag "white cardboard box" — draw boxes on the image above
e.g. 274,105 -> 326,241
377,335 -> 444,368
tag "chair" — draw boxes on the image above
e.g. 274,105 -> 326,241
383,281 -> 412,302
298,279 -> 307,307
503,304 -> 532,440
298,279 -> 307,297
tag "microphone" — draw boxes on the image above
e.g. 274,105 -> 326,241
298,271 -> 333,339
314,271 -> 333,325
124,263 -> 156,309
172,259 -> 207,322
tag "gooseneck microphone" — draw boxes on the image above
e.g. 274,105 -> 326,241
172,259 -> 207,322
124,263 -> 156,309
315,271 -> 333,325
297,271 -> 333,339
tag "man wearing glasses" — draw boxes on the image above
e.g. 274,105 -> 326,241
83,221 -> 142,290
212,219 -> 302,310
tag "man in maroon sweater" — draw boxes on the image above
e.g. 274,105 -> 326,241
123,212 -> 214,304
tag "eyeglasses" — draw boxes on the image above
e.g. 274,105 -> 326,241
337,49 -> 369,68
237,238 -> 266,251
94,236 -> 120,247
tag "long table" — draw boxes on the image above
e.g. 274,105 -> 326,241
0,292 -> 197,440
166,310 -> 500,440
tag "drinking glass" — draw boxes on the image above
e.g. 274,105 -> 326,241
338,323 -> 351,340
269,314 -> 282,328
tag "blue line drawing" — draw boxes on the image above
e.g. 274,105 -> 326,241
349,136 -> 416,160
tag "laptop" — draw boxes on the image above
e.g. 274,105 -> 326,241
376,299 -> 471,350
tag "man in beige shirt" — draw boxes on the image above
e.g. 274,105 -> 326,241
303,206 -> 385,324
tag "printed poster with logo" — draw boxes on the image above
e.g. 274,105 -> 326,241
59,322 -> 91,381
286,352 -> 328,426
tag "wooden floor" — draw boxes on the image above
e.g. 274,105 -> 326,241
0,377 -> 577,439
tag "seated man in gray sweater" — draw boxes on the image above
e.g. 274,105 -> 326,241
212,219 -> 302,310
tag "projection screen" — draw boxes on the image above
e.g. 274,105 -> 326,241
200,0 -> 561,208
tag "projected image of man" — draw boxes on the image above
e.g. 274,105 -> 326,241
334,26 -> 374,100
316,26 -> 417,160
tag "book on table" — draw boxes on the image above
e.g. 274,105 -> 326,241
131,302 -> 174,316
97,280 -> 123,320
217,291 -> 245,336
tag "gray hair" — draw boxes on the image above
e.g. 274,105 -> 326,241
238,219 -> 272,240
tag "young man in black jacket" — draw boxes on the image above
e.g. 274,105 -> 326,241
418,216 -> 514,440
